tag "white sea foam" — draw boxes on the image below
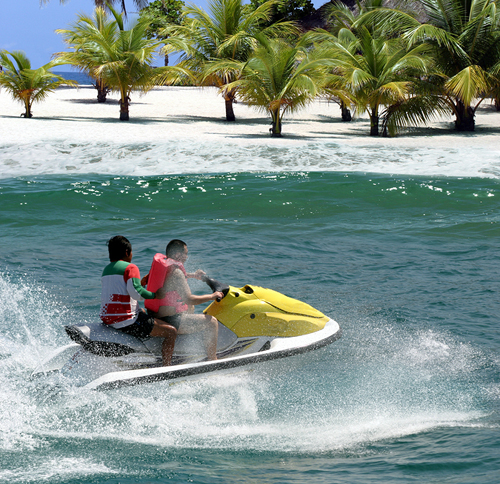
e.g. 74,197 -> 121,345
0,457 -> 120,484
1,86 -> 500,179
0,270 -> 492,457
1,138 -> 500,179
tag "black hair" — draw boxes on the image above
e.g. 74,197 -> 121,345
166,239 -> 187,257
107,235 -> 132,261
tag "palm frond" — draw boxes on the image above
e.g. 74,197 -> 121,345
445,64 -> 489,104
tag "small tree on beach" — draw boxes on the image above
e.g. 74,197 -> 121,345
226,35 -> 326,136
314,0 -> 427,127
58,7 -> 115,102
0,50 -> 76,118
57,6 -> 189,121
331,27 -> 446,136
164,0 -> 298,121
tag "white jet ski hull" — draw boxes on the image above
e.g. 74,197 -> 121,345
36,319 -> 341,390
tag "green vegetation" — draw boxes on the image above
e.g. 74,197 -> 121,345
358,0 -> 500,131
57,6 -> 116,103
0,50 -> 76,118
227,34 -> 326,136
10,0 -> 500,134
249,0 -> 315,24
163,0 -> 298,121
56,5 -> 187,120
138,0 -> 184,66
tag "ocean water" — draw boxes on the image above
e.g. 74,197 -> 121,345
53,71 -> 94,85
0,139 -> 499,483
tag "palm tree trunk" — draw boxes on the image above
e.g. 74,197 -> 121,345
225,98 -> 235,121
369,107 -> 379,136
19,90 -> 33,118
224,98 -> 236,121
495,97 -> 500,111
341,100 -> 352,122
454,100 -> 475,131
120,93 -> 130,121
270,108 -> 282,137
224,89 -> 236,122
23,98 -> 32,118
96,78 -> 109,103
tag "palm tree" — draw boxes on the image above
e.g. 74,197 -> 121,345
324,0 -> 384,34
57,6 -> 186,120
305,28 -> 355,122
164,0 -> 298,121
317,0 -> 427,125
359,0 -> 500,131
0,50 -> 76,118
226,35 -> 326,136
58,7 -> 115,102
317,26 -> 444,136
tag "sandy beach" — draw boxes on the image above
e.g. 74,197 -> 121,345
2,85 -> 500,149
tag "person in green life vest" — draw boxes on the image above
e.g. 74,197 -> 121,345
99,235 -> 177,366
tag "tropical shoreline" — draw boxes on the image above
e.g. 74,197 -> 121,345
2,85 -> 500,151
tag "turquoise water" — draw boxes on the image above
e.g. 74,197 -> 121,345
1,169 -> 499,483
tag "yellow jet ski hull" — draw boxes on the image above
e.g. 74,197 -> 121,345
205,284 -> 330,338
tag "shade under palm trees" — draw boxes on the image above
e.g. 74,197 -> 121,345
0,50 -> 76,118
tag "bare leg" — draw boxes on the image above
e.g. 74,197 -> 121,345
202,315 -> 218,360
178,313 -> 219,360
149,320 -> 177,366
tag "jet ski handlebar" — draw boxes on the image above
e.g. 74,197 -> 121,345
201,275 -> 230,301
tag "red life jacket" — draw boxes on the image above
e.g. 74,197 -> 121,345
144,253 -> 188,313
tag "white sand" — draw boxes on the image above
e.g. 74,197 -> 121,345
2,85 -> 500,149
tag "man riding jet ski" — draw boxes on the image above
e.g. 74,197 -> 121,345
100,236 -> 222,365
142,239 -> 224,363
33,237 -> 341,390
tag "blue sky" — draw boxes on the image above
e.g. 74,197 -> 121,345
2,0 -> 325,68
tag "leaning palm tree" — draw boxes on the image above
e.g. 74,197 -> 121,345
0,50 -> 76,118
57,6 -> 188,120
226,35 -> 326,136
164,0 -> 298,121
358,0 -> 500,131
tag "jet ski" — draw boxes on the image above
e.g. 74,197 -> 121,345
33,277 -> 341,390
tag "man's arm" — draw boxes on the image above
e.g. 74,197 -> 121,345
186,269 -> 206,280
129,278 -> 156,300
125,265 -> 165,300
170,268 -> 222,305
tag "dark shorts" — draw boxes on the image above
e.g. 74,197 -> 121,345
118,311 -> 155,339
155,313 -> 182,330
